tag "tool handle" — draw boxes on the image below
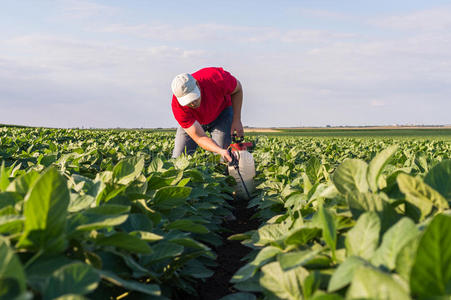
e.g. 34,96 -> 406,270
227,147 -> 239,167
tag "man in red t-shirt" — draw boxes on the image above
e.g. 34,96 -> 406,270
171,67 -> 244,161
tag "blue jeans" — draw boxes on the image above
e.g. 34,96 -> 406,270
172,106 -> 233,158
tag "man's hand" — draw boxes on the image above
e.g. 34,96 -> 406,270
219,148 -> 233,162
231,119 -> 244,137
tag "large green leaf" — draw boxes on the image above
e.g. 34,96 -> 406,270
371,217 -> 419,270
347,266 -> 410,300
367,145 -> 398,192
345,212 -> 380,259
43,263 -> 100,300
69,204 -> 130,232
0,192 -> 22,210
232,246 -> 283,283
18,167 -> 70,252
260,261 -> 309,300
97,270 -> 160,296
318,205 -> 336,259
332,159 -> 369,195
395,236 -> 420,282
306,157 -> 321,184
152,186 -> 191,209
26,256 -> 76,293
284,227 -> 321,246
252,223 -> 289,246
424,159 -> 451,200
397,173 -> 448,220
278,250 -> 320,271
112,156 -> 145,185
0,237 -> 26,293
6,170 -> 40,197
410,214 -> 451,298
328,256 -> 368,292
346,192 -> 399,232
0,215 -> 23,234
95,232 -> 152,254
167,219 -> 209,234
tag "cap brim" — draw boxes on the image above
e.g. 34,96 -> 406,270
177,85 -> 201,106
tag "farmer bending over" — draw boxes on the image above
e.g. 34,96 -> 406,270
171,67 -> 243,162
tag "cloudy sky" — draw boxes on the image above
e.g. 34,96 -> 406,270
1,0 -> 451,128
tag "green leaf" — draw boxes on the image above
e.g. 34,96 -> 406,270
148,157 -> 165,173
345,212 -> 380,259
6,170 -> 40,197
18,167 -> 70,252
328,256 -> 368,292
318,206 -> 336,260
68,194 -> 95,213
395,236 -> 420,282
153,186 -> 191,209
69,204 -> 130,232
97,270 -> 160,296
424,159 -> 451,200
130,231 -> 163,242
397,173 -> 448,220
252,223 -> 289,246
260,261 -> 309,300
0,192 -> 21,210
95,232 -> 152,254
141,241 -> 183,263
371,217 -> 419,270
284,227 -> 321,246
410,214 -> 451,298
112,156 -> 144,185
332,159 -> 369,195
367,145 -> 398,192
306,157 -> 321,184
0,215 -> 24,234
43,263 -> 100,300
302,271 -> 321,300
174,155 -> 190,170
167,219 -> 209,234
0,237 -> 26,293
278,250 -> 320,271
232,246 -> 283,283
0,162 -> 10,191
346,191 -> 399,232
170,237 -> 210,251
347,266 -> 410,300
26,256 -> 76,293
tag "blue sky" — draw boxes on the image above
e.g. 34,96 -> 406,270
1,0 -> 451,128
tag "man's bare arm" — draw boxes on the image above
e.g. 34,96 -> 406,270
184,121 -> 232,161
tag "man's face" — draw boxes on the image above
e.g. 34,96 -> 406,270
187,97 -> 201,108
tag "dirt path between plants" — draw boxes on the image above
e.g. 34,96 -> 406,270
192,198 -> 260,299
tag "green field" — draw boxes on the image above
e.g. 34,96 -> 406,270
247,127 -> 451,138
0,126 -> 450,299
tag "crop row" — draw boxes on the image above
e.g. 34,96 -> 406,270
0,127 -> 450,299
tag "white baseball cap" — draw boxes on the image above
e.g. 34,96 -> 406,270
171,73 -> 201,106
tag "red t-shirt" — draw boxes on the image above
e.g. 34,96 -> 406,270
172,67 -> 237,128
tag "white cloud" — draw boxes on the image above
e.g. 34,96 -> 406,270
57,0 -> 118,19
369,7 -> 451,32
96,23 -> 356,45
2,5 -> 451,128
